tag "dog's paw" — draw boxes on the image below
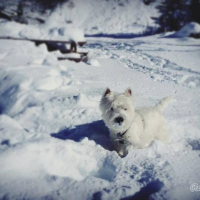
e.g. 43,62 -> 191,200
118,149 -> 128,158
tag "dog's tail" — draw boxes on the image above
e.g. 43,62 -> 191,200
156,96 -> 173,111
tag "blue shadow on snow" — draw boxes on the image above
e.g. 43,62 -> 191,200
85,33 -> 150,39
51,120 -> 114,151
121,180 -> 164,200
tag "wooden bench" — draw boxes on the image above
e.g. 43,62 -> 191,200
0,36 -> 88,62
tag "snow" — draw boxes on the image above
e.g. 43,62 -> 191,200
0,26 -> 200,200
43,26 -> 85,42
170,22 -> 200,38
0,21 -> 86,42
40,0 -> 159,35
82,52 -> 100,67
0,0 -> 159,41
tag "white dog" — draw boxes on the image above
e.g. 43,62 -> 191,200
100,88 -> 172,157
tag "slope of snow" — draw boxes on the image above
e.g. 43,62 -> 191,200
171,22 -> 200,38
46,0 -> 159,35
0,33 -> 200,200
0,0 -> 159,38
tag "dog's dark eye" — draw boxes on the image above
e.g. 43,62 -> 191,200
111,107 -> 114,111
124,108 -> 127,111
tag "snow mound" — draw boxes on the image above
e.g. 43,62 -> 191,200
0,21 -> 27,38
76,93 -> 97,107
172,22 -> 200,38
82,52 -> 100,67
44,26 -> 85,42
0,21 -> 86,42
0,115 -> 32,146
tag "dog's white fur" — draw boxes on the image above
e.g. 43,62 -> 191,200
100,88 -> 172,156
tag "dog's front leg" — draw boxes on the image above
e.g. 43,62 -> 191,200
112,140 -> 128,157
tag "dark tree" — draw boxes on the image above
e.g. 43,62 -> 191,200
36,0 -> 67,13
153,0 -> 200,33
143,0 -> 155,5
153,0 -> 190,32
17,0 -> 23,17
0,0 -> 67,24
188,0 -> 200,23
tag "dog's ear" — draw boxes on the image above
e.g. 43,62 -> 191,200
124,88 -> 132,97
104,88 -> 111,96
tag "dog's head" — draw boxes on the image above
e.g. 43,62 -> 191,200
100,88 -> 135,133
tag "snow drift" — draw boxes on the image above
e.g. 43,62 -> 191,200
170,22 -> 200,38
0,21 -> 86,42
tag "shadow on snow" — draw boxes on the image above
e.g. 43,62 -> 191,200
121,180 -> 164,200
85,33 -> 150,39
52,121 -> 165,199
92,180 -> 164,200
51,120 -> 114,151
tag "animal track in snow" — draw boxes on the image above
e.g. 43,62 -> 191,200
87,42 -> 200,89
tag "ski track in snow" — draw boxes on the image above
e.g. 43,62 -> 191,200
0,37 -> 200,200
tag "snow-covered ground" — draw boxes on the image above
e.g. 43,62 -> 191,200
0,33 -> 200,200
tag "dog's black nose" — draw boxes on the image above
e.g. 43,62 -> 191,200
115,117 -> 124,124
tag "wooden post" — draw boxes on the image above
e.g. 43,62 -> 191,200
70,41 -> 77,53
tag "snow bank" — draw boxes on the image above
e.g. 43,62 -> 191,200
171,22 -> 200,38
0,21 -> 27,38
42,26 -> 85,42
0,21 -> 86,42
82,52 -> 100,67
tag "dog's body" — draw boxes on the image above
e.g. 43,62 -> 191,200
100,88 -> 172,157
